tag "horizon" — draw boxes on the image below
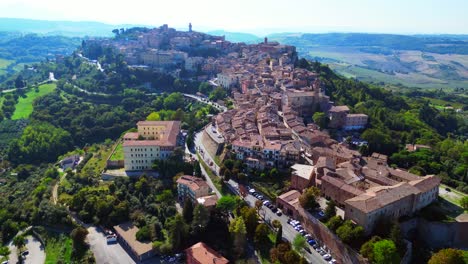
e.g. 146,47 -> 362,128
0,0 -> 467,35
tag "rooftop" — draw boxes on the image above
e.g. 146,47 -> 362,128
185,242 -> 229,264
113,222 -> 153,257
291,163 -> 314,180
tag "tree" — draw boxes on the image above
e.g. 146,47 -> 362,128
15,74 -> 24,88
299,187 -> 320,210
136,226 -> 151,242
389,222 -> 404,254
70,226 -> 88,248
146,112 -> 161,121
254,223 -> 269,245
272,220 -> 281,230
293,234 -> 307,255
0,246 -> 11,257
182,199 -> 194,224
372,239 -> 400,264
428,248 -> 465,264
229,217 -> 247,258
240,207 -> 258,237
324,200 -> 337,220
216,195 -> 238,213
167,214 -> 189,251
313,112 -> 329,129
326,215 -> 343,232
360,236 -> 382,262
460,196 -> 468,210
255,200 -> 263,213
13,235 -> 25,250
163,92 -> 185,110
336,220 -> 360,243
209,86 -> 227,101
191,204 -> 210,236
275,225 -> 283,246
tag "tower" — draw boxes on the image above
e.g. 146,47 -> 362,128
264,37 -> 268,44
189,22 -> 192,32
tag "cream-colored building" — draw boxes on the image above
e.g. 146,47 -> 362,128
123,121 -> 181,171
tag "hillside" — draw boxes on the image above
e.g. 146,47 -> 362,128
269,33 -> 468,90
0,17 -> 143,37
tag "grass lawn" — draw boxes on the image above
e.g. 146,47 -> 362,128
110,141 -> 124,161
12,83 -> 56,120
82,144 -> 114,175
44,233 -> 73,264
439,184 -> 468,210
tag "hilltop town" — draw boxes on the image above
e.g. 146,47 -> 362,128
77,24 -> 450,263
0,22 -> 466,264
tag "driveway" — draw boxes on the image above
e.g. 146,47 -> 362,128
87,227 -> 136,264
23,236 -> 45,264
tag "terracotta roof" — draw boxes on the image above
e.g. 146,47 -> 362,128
197,195 -> 218,207
345,183 -> 421,213
278,190 -> 301,203
388,168 -> 420,182
409,175 -> 440,192
329,105 -> 350,113
185,242 -> 229,264
123,132 -> 139,140
177,175 -> 210,192
113,223 -> 153,257
123,120 -> 180,147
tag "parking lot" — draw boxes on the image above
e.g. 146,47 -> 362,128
244,187 -> 336,264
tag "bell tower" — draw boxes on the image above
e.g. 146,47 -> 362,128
189,22 -> 192,32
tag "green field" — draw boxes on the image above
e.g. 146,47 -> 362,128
12,83 -> 56,120
44,233 -> 73,264
0,58 -> 13,76
109,141 -> 124,161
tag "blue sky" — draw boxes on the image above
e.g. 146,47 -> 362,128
0,0 -> 467,35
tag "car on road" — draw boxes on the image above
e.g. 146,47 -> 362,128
106,234 -> 117,244
294,225 -> 303,231
299,230 -> 306,236
262,200 -> 271,206
271,207 -> 278,213
249,188 -> 256,194
307,239 -> 316,246
21,250 -> 29,256
276,210 -> 282,216
318,250 -> 326,255
305,234 -> 313,239
257,195 -> 264,200
329,259 -> 337,264
312,244 -> 320,249
323,254 -> 332,261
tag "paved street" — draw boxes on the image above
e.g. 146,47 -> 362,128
243,193 -> 328,264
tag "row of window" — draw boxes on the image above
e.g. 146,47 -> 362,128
131,153 -> 156,158
130,148 -> 155,152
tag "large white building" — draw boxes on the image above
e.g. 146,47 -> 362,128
123,121 -> 181,171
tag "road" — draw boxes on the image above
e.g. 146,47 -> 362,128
194,130 -> 220,175
183,93 -> 227,112
194,127 -> 327,264
243,193 -> 328,264
87,227 -> 137,264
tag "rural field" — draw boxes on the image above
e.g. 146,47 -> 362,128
12,83 -> 56,120
305,46 -> 468,89
0,58 -> 13,76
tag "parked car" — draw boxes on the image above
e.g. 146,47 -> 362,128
263,200 -> 271,206
329,259 -> 338,264
106,234 -> 117,244
2,261 -> 9,264
299,230 -> 306,236
312,244 -> 320,249
305,234 -> 313,239
271,207 -> 278,213
307,239 -> 316,246
249,188 -> 256,194
276,210 -> 282,216
318,211 -> 325,217
318,250 -> 327,256
323,254 -> 332,261
257,195 -> 264,200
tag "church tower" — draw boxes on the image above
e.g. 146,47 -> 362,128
189,22 -> 192,32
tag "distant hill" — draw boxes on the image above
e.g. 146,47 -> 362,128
268,33 -> 468,89
0,17 -> 144,37
207,30 -> 260,43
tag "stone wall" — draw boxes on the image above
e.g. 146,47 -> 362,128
298,208 -> 368,264
400,217 -> 468,249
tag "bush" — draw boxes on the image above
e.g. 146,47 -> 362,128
136,225 -> 150,242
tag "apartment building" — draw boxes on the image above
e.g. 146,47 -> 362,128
123,121 -> 181,171
176,175 -> 212,202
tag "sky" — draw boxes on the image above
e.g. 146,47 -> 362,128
0,0 -> 467,35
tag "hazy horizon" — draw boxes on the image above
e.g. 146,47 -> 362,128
1,0 -> 467,35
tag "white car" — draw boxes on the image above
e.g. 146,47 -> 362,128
323,254 -> 332,261
329,259 -> 337,264
249,189 -> 256,193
